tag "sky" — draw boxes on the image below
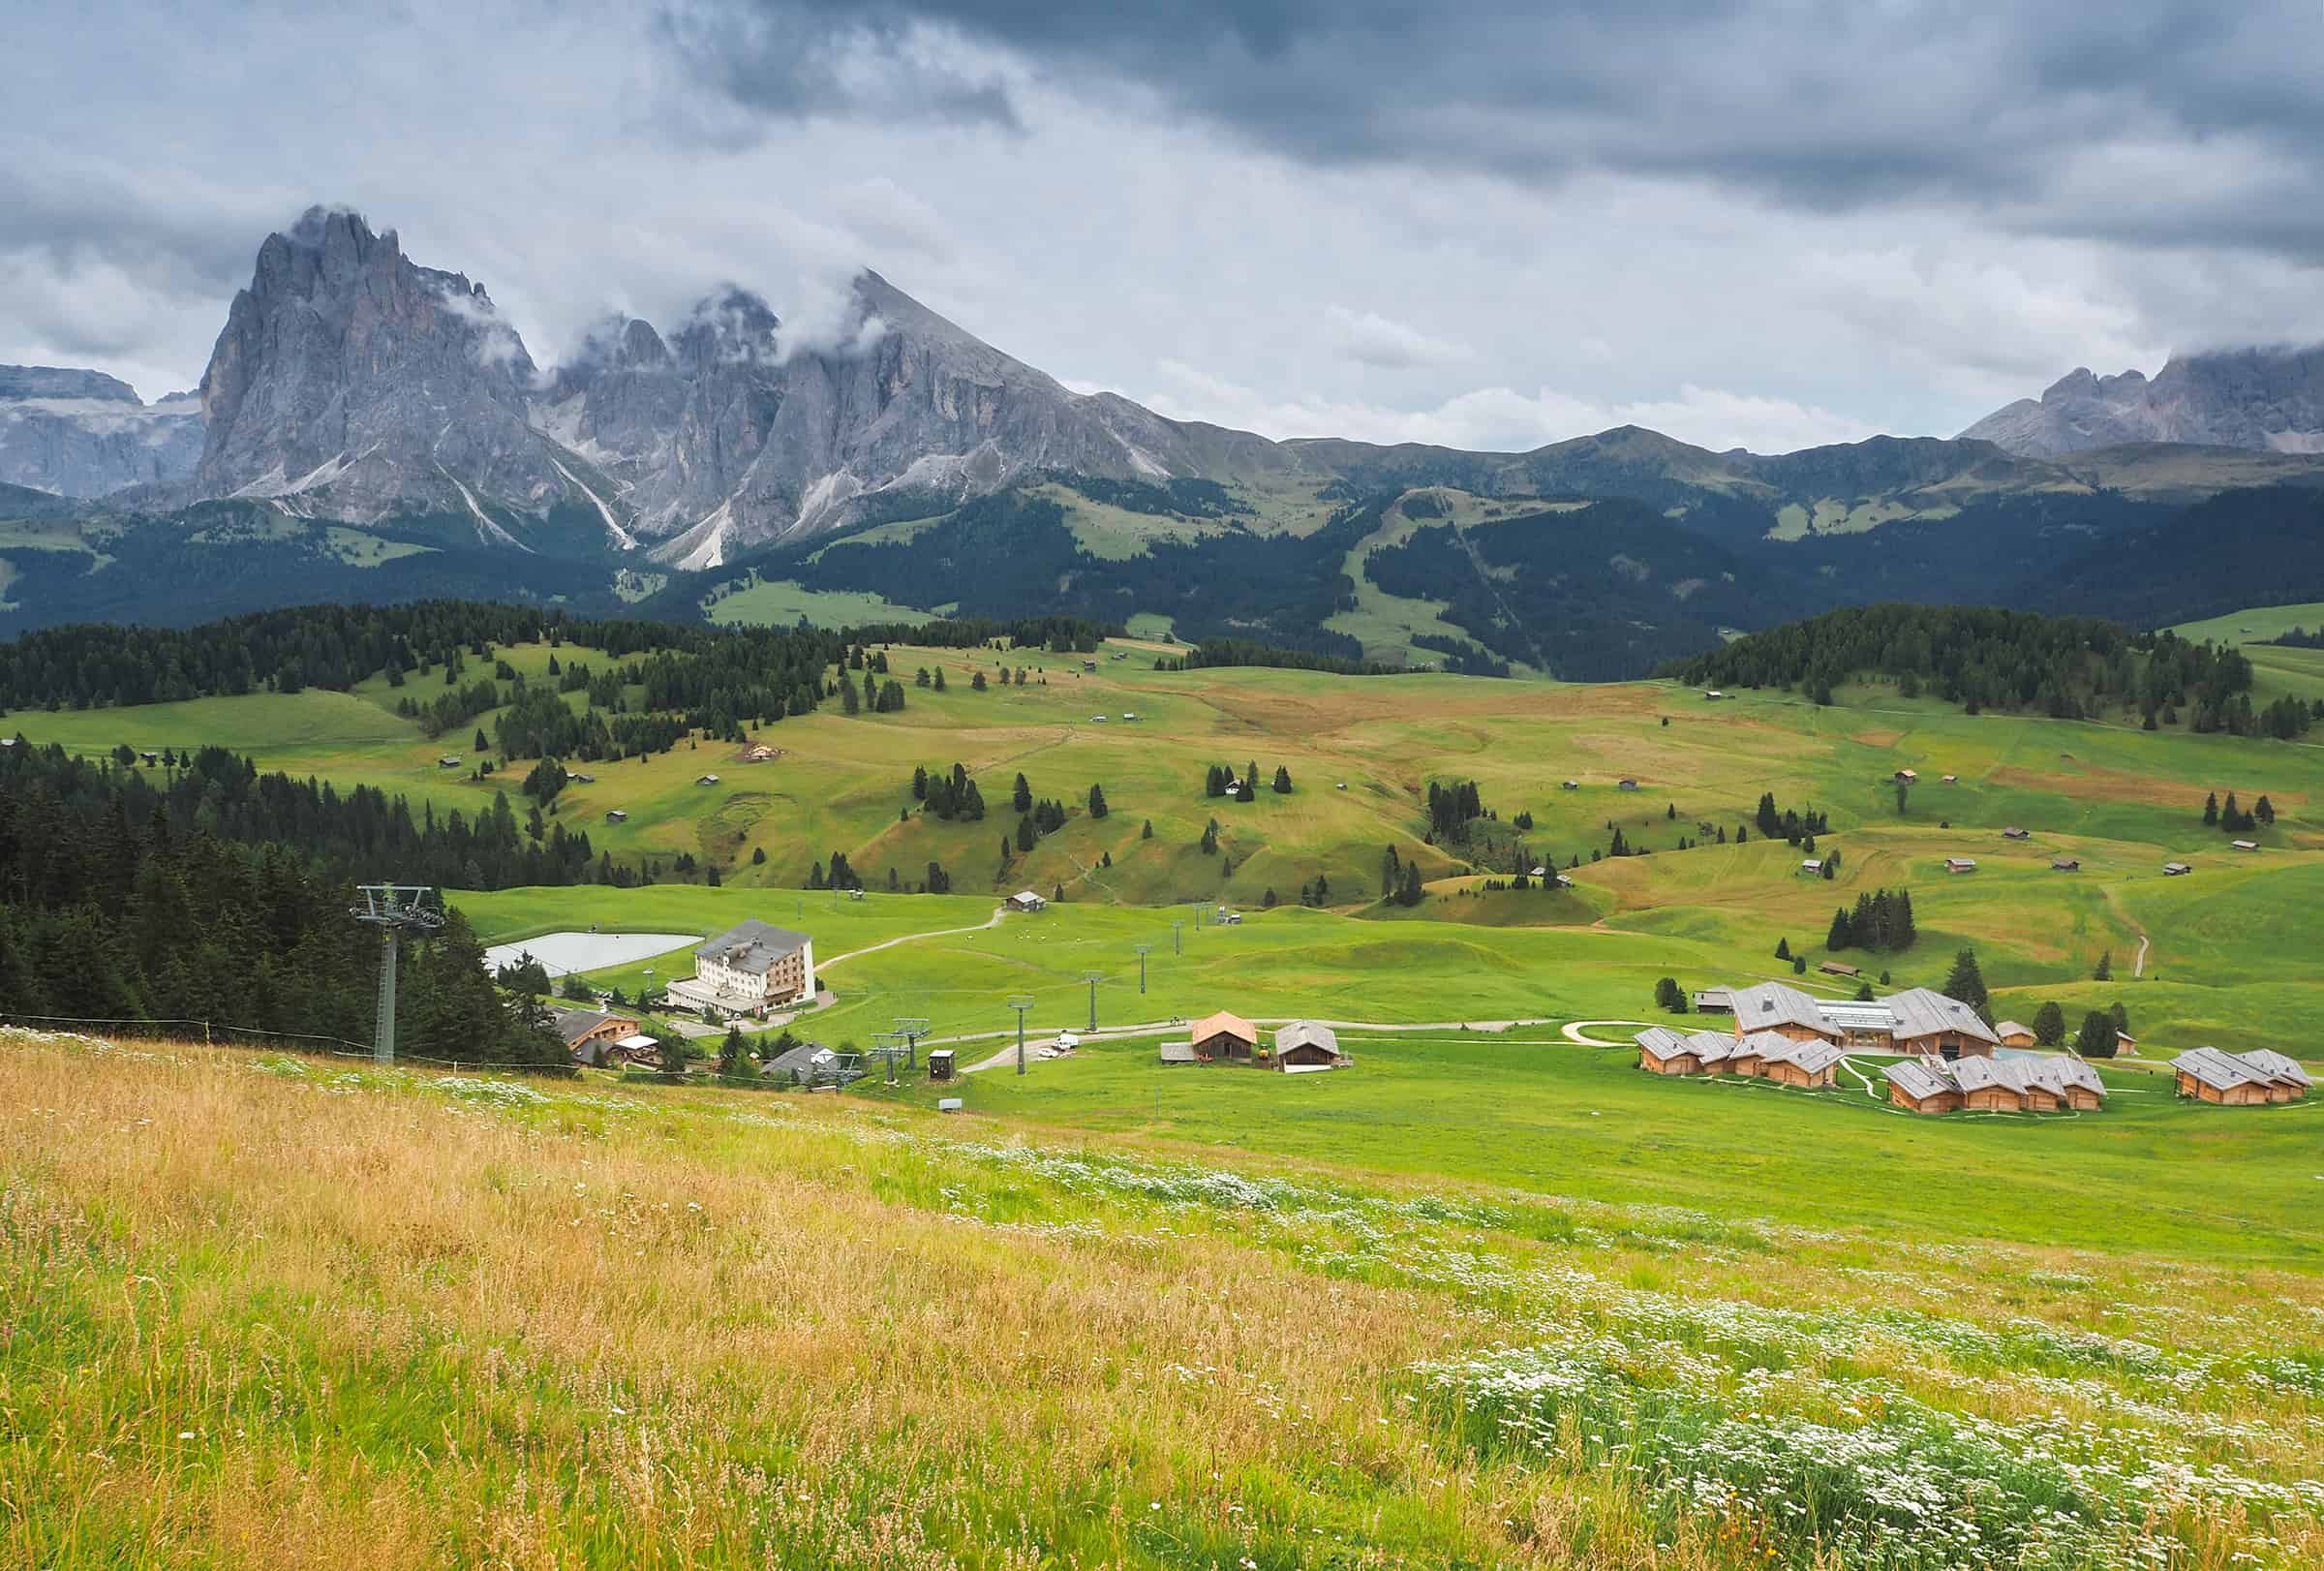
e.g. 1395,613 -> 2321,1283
6,0 -> 2324,455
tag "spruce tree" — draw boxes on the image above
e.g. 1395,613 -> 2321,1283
2034,1001 -> 2065,1044
2075,1010 -> 2118,1059
1942,945 -> 1991,1021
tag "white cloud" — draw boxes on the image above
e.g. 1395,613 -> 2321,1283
1324,305 -> 1473,369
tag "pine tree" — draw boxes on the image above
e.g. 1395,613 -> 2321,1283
2033,1001 -> 2065,1045
1774,937 -> 1791,961
474,727 -> 489,753
2093,950 -> 2112,981
2203,791 -> 2219,826
1272,765 -> 1293,794
1013,772 -> 1032,813
1141,819 -> 1153,840
1942,945 -> 1991,1021
2075,1009 -> 2118,1060
1654,976 -> 1687,1013
1826,907 -> 1853,950
1087,783 -> 1109,819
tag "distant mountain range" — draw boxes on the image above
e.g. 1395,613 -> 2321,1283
5,206 -> 2324,669
1961,348 -> 2324,458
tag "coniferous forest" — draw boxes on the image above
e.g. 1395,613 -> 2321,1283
0,741 -> 566,1064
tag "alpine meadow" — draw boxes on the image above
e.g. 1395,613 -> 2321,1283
12,3 -> 2324,1564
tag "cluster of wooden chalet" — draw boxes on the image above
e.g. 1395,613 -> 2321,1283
1881,1054 -> 2108,1115
2170,1048 -> 2312,1105
1161,1013 -> 1349,1072
1633,1024 -> 1848,1087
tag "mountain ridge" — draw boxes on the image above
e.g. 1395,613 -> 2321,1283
1962,347 -> 2324,458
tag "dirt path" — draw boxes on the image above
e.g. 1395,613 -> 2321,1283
958,1015 -> 1565,1073
817,906 -> 1005,972
1560,1019 -> 1657,1046
2134,932 -> 2151,978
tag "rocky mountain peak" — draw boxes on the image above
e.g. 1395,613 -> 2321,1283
1966,347 -> 2324,457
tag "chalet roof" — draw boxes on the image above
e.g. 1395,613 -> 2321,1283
2162,861 -> 2192,875
2023,1056 -> 2107,1098
1685,1029 -> 1741,1063
1692,987 -> 1732,1008
1189,1010 -> 1258,1044
1994,1020 -> 2034,1040
1883,1060 -> 1957,1100
1008,889 -> 1047,908
1945,856 -> 1978,871
545,1005 -> 632,1047
1159,1040 -> 1198,1063
1728,982 -> 1834,1037
2237,1048 -> 2312,1089
2171,1047 -> 2264,1093
762,1041 -> 834,1077
1733,1029 -> 1797,1061
1276,1020 -> 1340,1055
1634,1026 -> 1695,1059
696,919 -> 810,976
2232,840 -> 2260,850
1950,1055 -> 2030,1095
1760,1036 -> 1847,1073
2003,826 -> 2030,839
1881,987 -> 2000,1046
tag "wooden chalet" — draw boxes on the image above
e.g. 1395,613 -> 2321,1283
1635,1026 -> 1702,1075
1882,987 -> 1999,1060
1189,1010 -> 1260,1063
1882,1059 -> 1965,1115
1758,1035 -> 1846,1089
1994,1020 -> 2037,1049
1950,1055 -> 2032,1112
2027,1056 -> 2108,1111
2172,1047 -> 2275,1105
1273,1021 -> 1344,1072
1726,1029 -> 1794,1078
1944,856 -> 1978,874
1727,982 -> 1844,1046
2242,1049 -> 2314,1102
548,1006 -> 641,1065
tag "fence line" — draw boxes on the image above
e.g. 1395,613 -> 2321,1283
0,1012 -> 574,1077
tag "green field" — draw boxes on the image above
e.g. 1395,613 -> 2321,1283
703,575 -> 941,628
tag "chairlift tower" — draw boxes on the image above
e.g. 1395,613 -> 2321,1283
1006,996 -> 1035,1076
1082,970 -> 1103,1032
893,1015 -> 932,1070
868,1031 -> 910,1086
1133,943 -> 1151,995
351,885 -> 445,1065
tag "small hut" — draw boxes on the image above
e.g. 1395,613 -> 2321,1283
1273,1021 -> 1344,1072
1883,1059 -> 1964,1115
1635,1026 -> 1702,1076
1994,1020 -> 2037,1049
1758,1036 -> 1845,1089
1189,1010 -> 1260,1063
1952,1056 -> 2030,1112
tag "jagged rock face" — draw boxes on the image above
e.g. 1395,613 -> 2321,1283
1962,349 -> 2324,457
194,207 -> 564,530
0,367 -> 204,498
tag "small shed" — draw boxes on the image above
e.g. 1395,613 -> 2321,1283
1818,961 -> 1859,978
1944,857 -> 1978,874
2162,862 -> 2192,877
746,745 -> 778,762
1798,858 -> 1824,876
1158,1040 -> 1198,1065
1561,780 -> 1579,790
2002,826 -> 2031,841
1273,1021 -> 1343,1071
1941,774 -> 1958,784
1007,889 -> 1048,912
1703,690 -> 1726,700
605,809 -> 628,822
927,1048 -> 955,1082
2050,857 -> 2079,872
695,773 -> 720,786
439,755 -> 462,768
1189,1010 -> 1260,1063
2232,839 -> 2259,851
1894,769 -> 1918,783
1994,1020 -> 2036,1049
1617,778 -> 1639,791
1691,987 -> 1733,1015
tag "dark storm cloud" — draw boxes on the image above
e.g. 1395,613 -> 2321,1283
667,0 -> 2324,258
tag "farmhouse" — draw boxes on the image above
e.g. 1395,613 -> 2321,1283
1883,987 -> 2000,1060
667,919 -> 815,1018
1189,1011 -> 1259,1063
548,1008 -> 641,1055
2171,1047 -> 2278,1105
2162,862 -> 2192,877
1006,890 -> 1048,912
1994,1020 -> 2037,1049
1728,982 -> 1844,1046
1273,1021 -> 1344,1071
1944,857 -> 1978,874
2051,857 -> 2079,872
1883,1060 -> 1965,1115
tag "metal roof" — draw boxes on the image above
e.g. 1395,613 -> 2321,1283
1881,987 -> 2000,1046
1275,1020 -> 1340,1054
1761,1037 -> 1847,1073
2172,1047 -> 2264,1092
2235,1048 -> 2311,1089
1735,1029 -> 1798,1060
1634,1026 -> 1694,1058
1994,1020 -> 2034,1040
1684,1030 -> 1740,1063
1159,1040 -> 1198,1063
1951,1055 -> 2030,1095
1882,1060 -> 1956,1100
2022,1056 -> 2106,1098
1189,1010 -> 1257,1043
1728,982 -> 1836,1037
1818,1001 -> 1897,1032
696,919 -> 810,975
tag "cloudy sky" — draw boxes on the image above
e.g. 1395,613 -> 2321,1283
7,0 -> 2324,453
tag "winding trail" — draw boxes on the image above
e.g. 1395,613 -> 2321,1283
2134,932 -> 2152,978
1560,1019 -> 1658,1047
817,906 -> 1006,972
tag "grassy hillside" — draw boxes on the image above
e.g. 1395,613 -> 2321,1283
7,1028 -> 2321,1568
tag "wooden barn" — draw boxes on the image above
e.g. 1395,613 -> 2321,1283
1189,1010 -> 1260,1063
1634,1026 -> 1703,1075
2171,1047 -> 2276,1105
1994,1020 -> 2037,1049
1882,1059 -> 1964,1116
1273,1021 -> 1344,1072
